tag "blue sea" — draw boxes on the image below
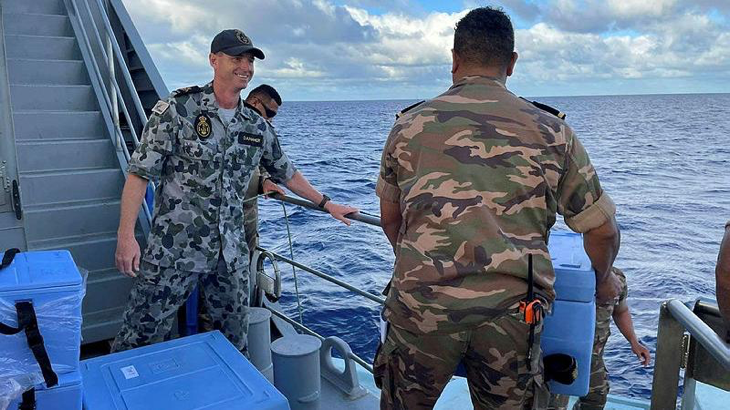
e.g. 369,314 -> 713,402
256,93 -> 730,402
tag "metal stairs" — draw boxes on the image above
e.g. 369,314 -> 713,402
0,0 -> 164,343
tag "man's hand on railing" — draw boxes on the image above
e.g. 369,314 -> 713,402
116,235 -> 141,278
324,202 -> 359,226
263,179 -> 286,197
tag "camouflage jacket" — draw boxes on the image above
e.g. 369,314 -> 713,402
595,267 -> 628,340
376,75 -> 615,334
128,82 -> 296,272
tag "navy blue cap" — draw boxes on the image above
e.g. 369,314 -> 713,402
211,29 -> 265,59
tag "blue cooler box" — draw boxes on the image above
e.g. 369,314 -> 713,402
81,331 -> 290,410
7,371 -> 83,410
541,231 -> 596,396
0,250 -> 84,409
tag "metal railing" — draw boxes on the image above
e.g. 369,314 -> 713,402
259,194 -> 386,374
65,0 -> 152,225
651,299 -> 730,409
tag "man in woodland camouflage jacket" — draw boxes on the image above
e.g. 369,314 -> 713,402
375,7 -> 621,410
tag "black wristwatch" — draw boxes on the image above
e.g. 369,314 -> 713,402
318,194 -> 331,208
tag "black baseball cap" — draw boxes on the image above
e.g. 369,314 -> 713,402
211,29 -> 265,59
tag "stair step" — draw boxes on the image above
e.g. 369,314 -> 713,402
8,59 -> 88,85
10,84 -> 97,111
2,0 -> 66,16
19,167 -> 124,206
0,212 -> 26,249
13,110 -> 105,140
16,139 -> 117,172
84,269 -> 134,320
3,13 -> 72,36
29,230 -> 145,271
82,307 -> 125,344
4,34 -> 80,60
23,200 -> 122,242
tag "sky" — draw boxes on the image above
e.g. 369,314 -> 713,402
120,0 -> 730,101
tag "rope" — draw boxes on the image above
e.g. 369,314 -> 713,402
280,200 -> 305,324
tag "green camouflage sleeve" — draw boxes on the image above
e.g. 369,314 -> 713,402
260,129 -> 296,184
375,126 -> 401,203
557,129 -> 616,233
613,267 -> 629,307
127,100 -> 176,182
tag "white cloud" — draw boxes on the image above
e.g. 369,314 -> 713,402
120,0 -> 730,99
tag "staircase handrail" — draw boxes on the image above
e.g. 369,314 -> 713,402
66,0 -> 152,225
76,0 -> 144,149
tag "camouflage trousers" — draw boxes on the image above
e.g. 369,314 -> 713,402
111,257 -> 249,353
548,324 -> 611,409
374,310 -> 548,410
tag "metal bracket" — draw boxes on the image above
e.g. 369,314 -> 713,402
681,333 -> 690,369
320,336 -> 368,400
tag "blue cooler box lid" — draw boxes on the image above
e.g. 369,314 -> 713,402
0,250 -> 82,292
81,331 -> 289,410
547,231 -> 595,303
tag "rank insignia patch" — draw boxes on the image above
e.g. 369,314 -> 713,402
152,100 -> 169,115
194,113 -> 212,139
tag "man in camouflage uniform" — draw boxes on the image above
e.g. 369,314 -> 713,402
198,84 -> 285,332
375,7 -> 621,409
112,29 -> 356,353
242,84 -> 285,254
549,268 -> 650,409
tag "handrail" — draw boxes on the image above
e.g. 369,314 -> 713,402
666,299 -> 730,368
94,0 -> 148,127
67,0 -> 153,224
78,0 -> 144,149
266,250 -> 386,305
271,194 -> 382,227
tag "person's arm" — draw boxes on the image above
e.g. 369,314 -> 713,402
116,175 -> 148,277
584,216 -> 621,302
557,129 -> 621,303
380,200 -> 401,252
283,171 -> 358,225
115,98 -> 175,277
716,223 -> 730,333
613,303 -> 651,366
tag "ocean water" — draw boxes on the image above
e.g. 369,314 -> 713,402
256,93 -> 730,401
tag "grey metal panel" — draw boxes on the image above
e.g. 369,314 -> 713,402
687,301 -> 730,390
13,110 -> 105,140
4,34 -> 81,59
3,13 -> 73,37
16,139 -> 116,171
2,0 -> 67,15
8,59 -> 88,85
82,306 -> 125,343
83,269 -> 133,315
10,84 -> 97,111
29,231 -> 120,270
19,168 -> 124,204
0,227 -> 25,249
23,200 -> 121,241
